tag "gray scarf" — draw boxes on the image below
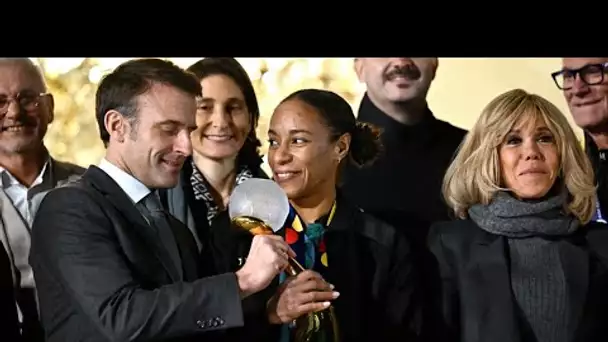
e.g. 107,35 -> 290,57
468,191 -> 579,238
469,191 -> 578,342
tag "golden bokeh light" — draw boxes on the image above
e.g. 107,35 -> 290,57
36,57 -> 573,170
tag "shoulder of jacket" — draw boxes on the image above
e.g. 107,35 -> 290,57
429,219 -> 481,246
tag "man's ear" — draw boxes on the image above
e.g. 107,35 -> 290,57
431,58 -> 439,80
46,93 -> 55,124
334,133 -> 351,162
104,110 -> 127,143
354,58 -> 365,82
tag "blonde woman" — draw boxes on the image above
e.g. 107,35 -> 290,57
426,89 -> 608,342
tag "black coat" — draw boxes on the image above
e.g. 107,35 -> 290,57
160,161 -> 278,342
426,219 -> 608,342
0,244 -> 20,341
31,166 -> 246,342
282,193 -> 419,341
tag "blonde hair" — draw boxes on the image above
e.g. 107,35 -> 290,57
443,88 -> 596,224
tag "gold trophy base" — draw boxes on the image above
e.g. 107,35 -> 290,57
231,215 -> 340,342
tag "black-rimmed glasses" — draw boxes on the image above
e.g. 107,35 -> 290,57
551,62 -> 608,90
0,92 -> 50,115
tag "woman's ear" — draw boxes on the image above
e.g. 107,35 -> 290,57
334,133 -> 351,162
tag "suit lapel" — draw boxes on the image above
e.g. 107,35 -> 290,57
470,233 -> 520,342
166,214 -> 198,281
0,159 -> 82,288
51,160 -> 82,187
559,232 -> 588,339
0,190 -> 22,286
470,226 -> 593,341
84,166 -> 182,282
323,201 -> 364,337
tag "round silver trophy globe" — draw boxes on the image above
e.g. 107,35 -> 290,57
228,178 -> 290,233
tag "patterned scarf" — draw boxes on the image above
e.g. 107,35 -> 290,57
279,201 -> 337,341
190,159 -> 253,225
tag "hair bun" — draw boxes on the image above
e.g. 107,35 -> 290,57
349,121 -> 383,167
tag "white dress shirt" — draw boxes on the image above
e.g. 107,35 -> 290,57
0,161 -> 49,226
0,160 -> 50,289
97,158 -> 151,204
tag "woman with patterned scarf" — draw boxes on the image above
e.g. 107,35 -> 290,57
265,89 -> 419,341
426,88 -> 608,342
159,58 -> 276,341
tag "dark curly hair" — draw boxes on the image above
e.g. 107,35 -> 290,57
281,88 -> 383,168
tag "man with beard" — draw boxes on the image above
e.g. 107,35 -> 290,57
341,58 -> 466,339
0,58 -> 84,341
554,58 -> 608,224
29,59 -> 293,342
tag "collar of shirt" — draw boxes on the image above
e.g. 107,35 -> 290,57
97,158 -> 151,204
0,158 -> 51,190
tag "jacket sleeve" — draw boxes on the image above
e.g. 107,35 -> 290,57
426,223 -> 460,341
30,186 -> 244,341
239,282 -> 281,341
383,231 -> 420,340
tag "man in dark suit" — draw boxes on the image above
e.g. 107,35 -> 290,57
343,58 -> 466,240
341,58 -> 467,338
29,59 -> 292,342
0,58 -> 84,341
553,58 -> 608,224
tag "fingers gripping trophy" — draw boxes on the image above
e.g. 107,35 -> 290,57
229,178 -> 340,342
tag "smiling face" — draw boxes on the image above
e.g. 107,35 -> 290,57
0,59 -> 53,156
267,98 -> 342,201
190,74 -> 251,161
561,58 -> 608,131
499,115 -> 560,200
106,82 -> 197,189
354,57 -> 437,105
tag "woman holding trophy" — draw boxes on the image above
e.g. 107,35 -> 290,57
265,88 -> 419,341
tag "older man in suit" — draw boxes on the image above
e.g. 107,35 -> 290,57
0,58 -> 84,341
553,58 -> 608,224
30,58 -> 292,342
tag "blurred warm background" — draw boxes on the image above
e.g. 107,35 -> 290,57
35,58 -> 572,170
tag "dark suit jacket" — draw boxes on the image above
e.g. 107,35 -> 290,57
285,194 -> 418,341
1,243 -> 20,341
30,166 -> 246,342
1,157 -> 84,342
585,132 -> 608,218
426,219 -> 608,342
160,160 -> 279,342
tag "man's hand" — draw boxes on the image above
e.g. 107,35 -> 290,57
267,270 -> 339,324
235,235 -> 294,298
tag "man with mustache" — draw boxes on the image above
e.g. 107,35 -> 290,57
0,58 -> 84,341
554,58 -> 608,224
341,58 -> 466,339
29,59 -> 292,342
343,58 -> 465,241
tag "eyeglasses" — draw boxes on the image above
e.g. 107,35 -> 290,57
551,62 -> 608,90
0,92 -> 50,115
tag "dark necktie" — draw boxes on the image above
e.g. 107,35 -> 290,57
137,191 -> 182,279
